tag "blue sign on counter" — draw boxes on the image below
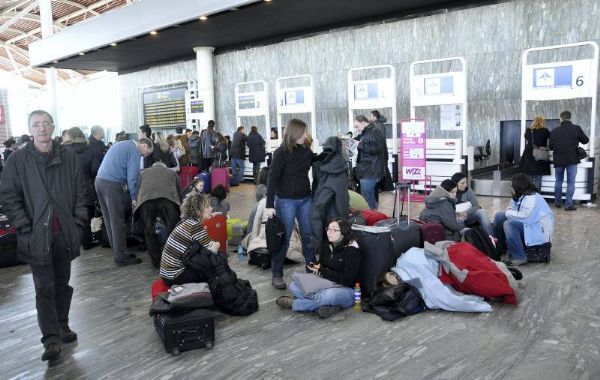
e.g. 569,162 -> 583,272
534,65 -> 572,88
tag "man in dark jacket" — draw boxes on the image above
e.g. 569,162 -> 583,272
200,120 -> 217,170
247,126 -> 266,183
354,115 -> 386,209
0,110 -> 87,366
549,111 -> 589,210
135,162 -> 182,268
231,126 -> 248,185
88,125 -> 107,165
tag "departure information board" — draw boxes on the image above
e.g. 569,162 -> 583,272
142,85 -> 187,129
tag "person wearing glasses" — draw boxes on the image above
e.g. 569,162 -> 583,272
0,110 -> 88,366
275,218 -> 361,319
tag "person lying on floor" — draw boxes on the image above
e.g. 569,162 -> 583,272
419,179 -> 467,241
159,193 -> 220,285
450,172 -> 494,236
275,218 -> 360,319
493,173 -> 554,266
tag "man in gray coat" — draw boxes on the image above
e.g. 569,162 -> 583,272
135,162 -> 182,268
0,110 -> 87,366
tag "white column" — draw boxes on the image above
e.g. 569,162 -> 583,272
193,47 -> 215,126
38,0 -> 59,127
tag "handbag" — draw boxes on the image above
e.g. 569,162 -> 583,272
577,146 -> 588,160
531,130 -> 549,162
292,272 -> 342,295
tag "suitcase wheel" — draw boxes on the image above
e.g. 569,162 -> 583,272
171,348 -> 181,356
205,341 -> 214,350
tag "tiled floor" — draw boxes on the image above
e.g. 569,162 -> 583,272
1,183 -> 599,379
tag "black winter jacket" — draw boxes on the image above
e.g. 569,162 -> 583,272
187,247 -> 259,316
266,145 -> 314,208
373,116 -> 389,160
549,121 -> 589,167
355,124 -> 386,180
144,147 -> 178,169
519,128 -> 551,175
0,142 -> 87,265
88,135 -> 106,164
63,140 -> 100,206
319,242 -> 361,288
231,131 -> 248,160
247,131 -> 266,163
311,137 -> 350,247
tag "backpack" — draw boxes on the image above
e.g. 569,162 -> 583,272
462,226 -> 501,261
365,283 -> 426,321
265,216 -> 286,254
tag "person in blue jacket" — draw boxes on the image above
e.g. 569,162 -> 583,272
493,174 -> 554,266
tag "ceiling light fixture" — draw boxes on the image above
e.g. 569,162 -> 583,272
199,15 -> 208,20
110,42 -> 117,46
150,30 -> 158,35
264,0 -> 272,2
78,52 -> 85,56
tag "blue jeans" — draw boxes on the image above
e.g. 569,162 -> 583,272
466,209 -> 493,236
359,177 -> 379,210
231,158 -> 245,184
554,164 -> 577,207
273,196 -> 316,277
288,281 -> 354,312
493,212 -> 526,261
531,175 -> 543,191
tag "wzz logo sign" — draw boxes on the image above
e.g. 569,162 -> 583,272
404,168 -> 422,175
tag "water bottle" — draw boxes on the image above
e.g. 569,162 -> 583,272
237,244 -> 245,262
353,282 -> 362,312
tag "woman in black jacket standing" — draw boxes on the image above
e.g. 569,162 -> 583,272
276,218 -> 360,318
63,127 -> 100,249
247,126 -> 266,183
519,116 -> 550,190
265,118 -> 317,290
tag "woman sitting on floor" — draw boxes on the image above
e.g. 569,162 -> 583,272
159,193 -> 220,285
450,172 -> 493,236
419,179 -> 466,241
493,174 -> 554,266
275,218 -> 360,319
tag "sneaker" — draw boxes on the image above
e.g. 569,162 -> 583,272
41,342 -> 61,362
317,305 -> 341,319
115,255 -> 142,266
565,205 -> 578,211
554,203 -> 562,209
507,258 -> 528,266
275,296 -> 293,309
272,277 -> 287,290
60,326 -> 77,344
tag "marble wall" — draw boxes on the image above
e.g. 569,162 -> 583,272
119,0 -> 600,164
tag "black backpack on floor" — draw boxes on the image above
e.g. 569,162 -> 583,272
462,226 -> 501,261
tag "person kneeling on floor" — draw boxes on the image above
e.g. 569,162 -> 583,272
159,193 -> 220,285
493,174 -> 554,266
276,218 -> 360,319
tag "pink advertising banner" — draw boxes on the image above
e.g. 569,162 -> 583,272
400,119 -> 427,181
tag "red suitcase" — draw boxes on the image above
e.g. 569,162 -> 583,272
210,167 -> 230,192
180,165 -> 199,189
203,214 -> 227,254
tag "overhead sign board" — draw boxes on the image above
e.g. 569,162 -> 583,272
277,86 -> 313,113
411,71 -> 465,106
523,59 -> 594,100
236,91 -> 267,116
349,79 -> 395,108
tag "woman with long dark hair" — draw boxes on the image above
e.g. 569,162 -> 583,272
265,118 -> 317,290
275,218 -> 361,318
493,174 -> 554,266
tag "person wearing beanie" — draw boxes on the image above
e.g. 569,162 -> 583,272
419,179 -> 466,241
450,172 -> 493,236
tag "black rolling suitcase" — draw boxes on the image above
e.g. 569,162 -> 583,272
154,308 -> 217,356
352,224 -> 394,297
0,214 -> 23,268
525,242 -> 551,263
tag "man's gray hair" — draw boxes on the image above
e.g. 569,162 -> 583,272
90,125 -> 104,137
28,110 -> 53,126
138,137 -> 154,151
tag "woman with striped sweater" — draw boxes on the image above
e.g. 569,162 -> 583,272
159,193 -> 220,285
